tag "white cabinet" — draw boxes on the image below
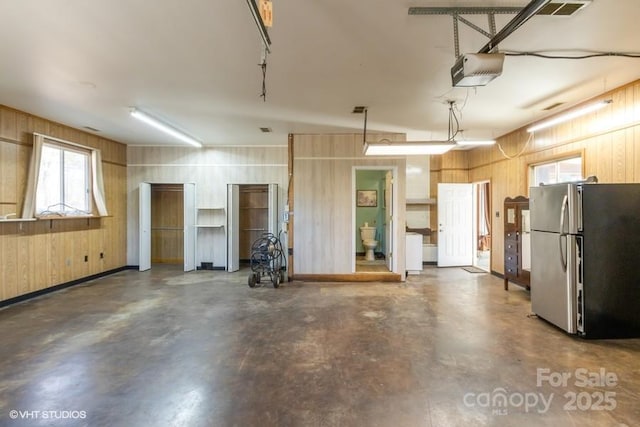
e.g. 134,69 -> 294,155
405,232 -> 423,274
195,207 -> 225,269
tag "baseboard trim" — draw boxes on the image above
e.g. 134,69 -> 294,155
292,273 -> 402,283
0,266 -> 128,309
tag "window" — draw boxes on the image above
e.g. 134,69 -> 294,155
530,156 -> 583,187
22,133 -> 107,219
36,143 -> 91,215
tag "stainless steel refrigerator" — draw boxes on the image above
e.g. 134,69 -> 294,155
530,182 -> 640,339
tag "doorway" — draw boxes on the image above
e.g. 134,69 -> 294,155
227,184 -> 278,272
139,182 -> 196,272
353,168 -> 395,273
473,181 -> 492,272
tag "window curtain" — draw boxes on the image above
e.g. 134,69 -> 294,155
21,134 -> 44,218
91,149 -> 109,216
478,183 -> 491,251
22,133 -> 109,217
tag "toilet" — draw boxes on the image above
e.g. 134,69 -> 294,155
360,223 -> 378,261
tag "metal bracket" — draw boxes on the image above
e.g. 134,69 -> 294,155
408,6 -> 521,58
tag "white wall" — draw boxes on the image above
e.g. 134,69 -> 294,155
126,145 -> 288,266
406,156 -> 430,229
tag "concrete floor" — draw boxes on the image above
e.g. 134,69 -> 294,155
1,266 -> 639,427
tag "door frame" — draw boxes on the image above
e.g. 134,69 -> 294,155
352,166 -> 399,274
437,183 -> 474,267
138,182 -> 197,272
226,183 -> 279,272
472,180 -> 491,272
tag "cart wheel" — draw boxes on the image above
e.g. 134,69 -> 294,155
248,274 -> 257,288
272,272 -> 280,288
256,274 -> 261,284
280,270 -> 286,283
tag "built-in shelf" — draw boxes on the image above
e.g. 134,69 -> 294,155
36,215 -> 107,220
195,206 -> 226,269
406,198 -> 436,205
0,218 -> 37,223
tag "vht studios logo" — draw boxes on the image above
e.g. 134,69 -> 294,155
463,367 -> 618,416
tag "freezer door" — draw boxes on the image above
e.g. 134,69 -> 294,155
531,230 -> 577,333
530,184 -> 579,234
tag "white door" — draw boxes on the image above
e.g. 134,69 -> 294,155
438,183 -> 473,267
139,182 -> 151,271
227,184 -> 240,272
268,183 -> 278,235
183,183 -> 196,272
385,171 -> 393,271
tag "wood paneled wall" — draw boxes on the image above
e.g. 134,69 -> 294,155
439,79 -> 640,274
127,145 -> 288,267
0,105 -> 127,302
291,133 -> 407,276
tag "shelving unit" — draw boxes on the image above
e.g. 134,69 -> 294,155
503,196 -> 530,291
239,186 -> 269,260
405,198 -> 436,206
195,207 -> 226,269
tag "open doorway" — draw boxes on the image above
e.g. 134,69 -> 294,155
353,168 -> 394,273
473,181 -> 492,272
139,182 -> 196,272
226,184 -> 278,272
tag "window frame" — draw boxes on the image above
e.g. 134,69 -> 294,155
35,139 -> 94,217
528,151 -> 585,191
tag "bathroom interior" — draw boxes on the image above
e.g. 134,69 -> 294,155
355,170 -> 389,272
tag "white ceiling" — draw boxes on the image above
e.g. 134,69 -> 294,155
0,0 -> 638,146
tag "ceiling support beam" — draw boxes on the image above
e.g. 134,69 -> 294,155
409,1 -> 552,55
478,0 -> 551,53
408,7 -> 522,16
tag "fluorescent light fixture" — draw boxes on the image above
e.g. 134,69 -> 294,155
527,99 -> 612,133
130,108 -> 202,147
364,141 -> 455,156
456,139 -> 496,146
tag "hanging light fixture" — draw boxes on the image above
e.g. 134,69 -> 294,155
130,108 -> 202,148
527,99 -> 612,133
456,139 -> 496,146
363,102 -> 492,156
364,140 -> 456,155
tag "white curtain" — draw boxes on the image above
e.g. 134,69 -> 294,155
91,149 -> 109,216
21,134 -> 44,218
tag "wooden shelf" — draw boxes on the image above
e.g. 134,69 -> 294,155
195,224 -> 224,228
0,218 -> 36,223
406,198 -> 436,205
36,215 -> 105,221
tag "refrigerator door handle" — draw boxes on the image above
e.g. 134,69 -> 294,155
559,195 -> 568,272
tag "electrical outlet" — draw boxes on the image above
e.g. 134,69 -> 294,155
100,252 -> 104,259
84,255 -> 88,262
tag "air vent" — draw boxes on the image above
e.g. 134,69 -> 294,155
352,106 -> 367,114
543,102 -> 565,111
83,126 -> 100,132
259,127 -> 272,133
537,1 -> 591,16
